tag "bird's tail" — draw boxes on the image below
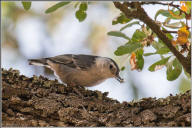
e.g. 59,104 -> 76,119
28,58 -> 49,67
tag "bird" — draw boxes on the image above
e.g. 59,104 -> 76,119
28,54 -> 124,87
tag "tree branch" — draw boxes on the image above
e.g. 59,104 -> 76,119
140,1 -> 189,17
2,68 -> 191,127
162,30 -> 178,33
113,2 -> 191,75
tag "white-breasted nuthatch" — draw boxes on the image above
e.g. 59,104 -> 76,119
28,54 -> 124,87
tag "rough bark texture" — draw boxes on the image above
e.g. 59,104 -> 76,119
2,68 -> 191,127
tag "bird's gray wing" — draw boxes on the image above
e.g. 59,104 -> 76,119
47,54 -> 98,70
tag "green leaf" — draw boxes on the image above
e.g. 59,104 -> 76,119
186,1 -> 191,9
155,9 -> 185,20
148,57 -> 170,72
166,10 -> 185,19
155,9 -> 168,20
121,66 -> 125,71
166,58 -> 182,81
185,2 -> 191,14
152,41 -> 160,50
107,31 -> 130,40
114,41 -> 142,56
74,2 -> 80,8
144,46 -> 170,56
135,49 -> 144,70
155,46 -> 170,54
164,22 -> 181,29
112,13 -> 132,25
120,21 -> 140,31
164,17 -> 171,24
162,27 -> 174,40
166,33 -> 174,40
152,40 -> 166,50
75,10 -> 87,22
184,69 -> 190,79
132,29 -> 146,42
75,2 -> 88,22
22,1 -> 31,11
80,2 -> 87,11
179,78 -> 191,93
45,2 -> 70,13
143,52 -> 156,56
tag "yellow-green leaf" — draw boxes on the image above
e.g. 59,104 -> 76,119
75,10 -> 87,22
155,9 -> 185,20
132,29 -> 146,42
166,58 -> 182,81
179,78 -> 191,93
107,31 -> 130,40
121,66 -> 125,71
186,2 -> 191,8
155,46 -> 170,54
112,13 -> 132,25
22,1 -> 31,11
80,2 -> 87,11
143,53 -> 155,56
120,21 -> 140,31
135,49 -> 144,70
45,2 -> 70,13
164,22 -> 182,29
148,57 -> 170,72
114,41 -> 142,56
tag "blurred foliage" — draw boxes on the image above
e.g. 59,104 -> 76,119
121,66 -> 125,71
86,23 -> 109,55
155,9 -> 185,20
75,2 -> 87,22
148,57 -> 170,71
107,31 -> 130,40
44,1 -> 88,22
179,78 -> 191,93
45,2 -> 70,13
112,13 -> 132,25
114,41 -> 142,56
107,1 -> 191,81
120,21 -> 140,31
22,1 -> 31,11
166,58 -> 182,81
2,2 -> 20,48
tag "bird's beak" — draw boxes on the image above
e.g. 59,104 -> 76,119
115,75 -> 124,83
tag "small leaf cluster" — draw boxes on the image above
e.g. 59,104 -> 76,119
22,1 -> 89,22
45,2 -> 70,13
108,2 -> 191,81
22,1 -> 31,11
75,2 -> 88,22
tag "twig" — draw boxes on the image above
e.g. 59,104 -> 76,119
162,30 -> 178,33
140,2 -> 179,7
141,1 -> 191,26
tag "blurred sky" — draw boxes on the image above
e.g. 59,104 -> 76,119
1,1 -> 190,102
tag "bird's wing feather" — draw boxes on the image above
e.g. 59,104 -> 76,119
47,54 -> 98,70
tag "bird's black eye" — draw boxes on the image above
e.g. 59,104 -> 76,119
109,64 -> 113,70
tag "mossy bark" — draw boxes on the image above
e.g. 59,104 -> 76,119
2,68 -> 191,127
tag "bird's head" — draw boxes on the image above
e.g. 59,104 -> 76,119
95,57 -> 124,83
